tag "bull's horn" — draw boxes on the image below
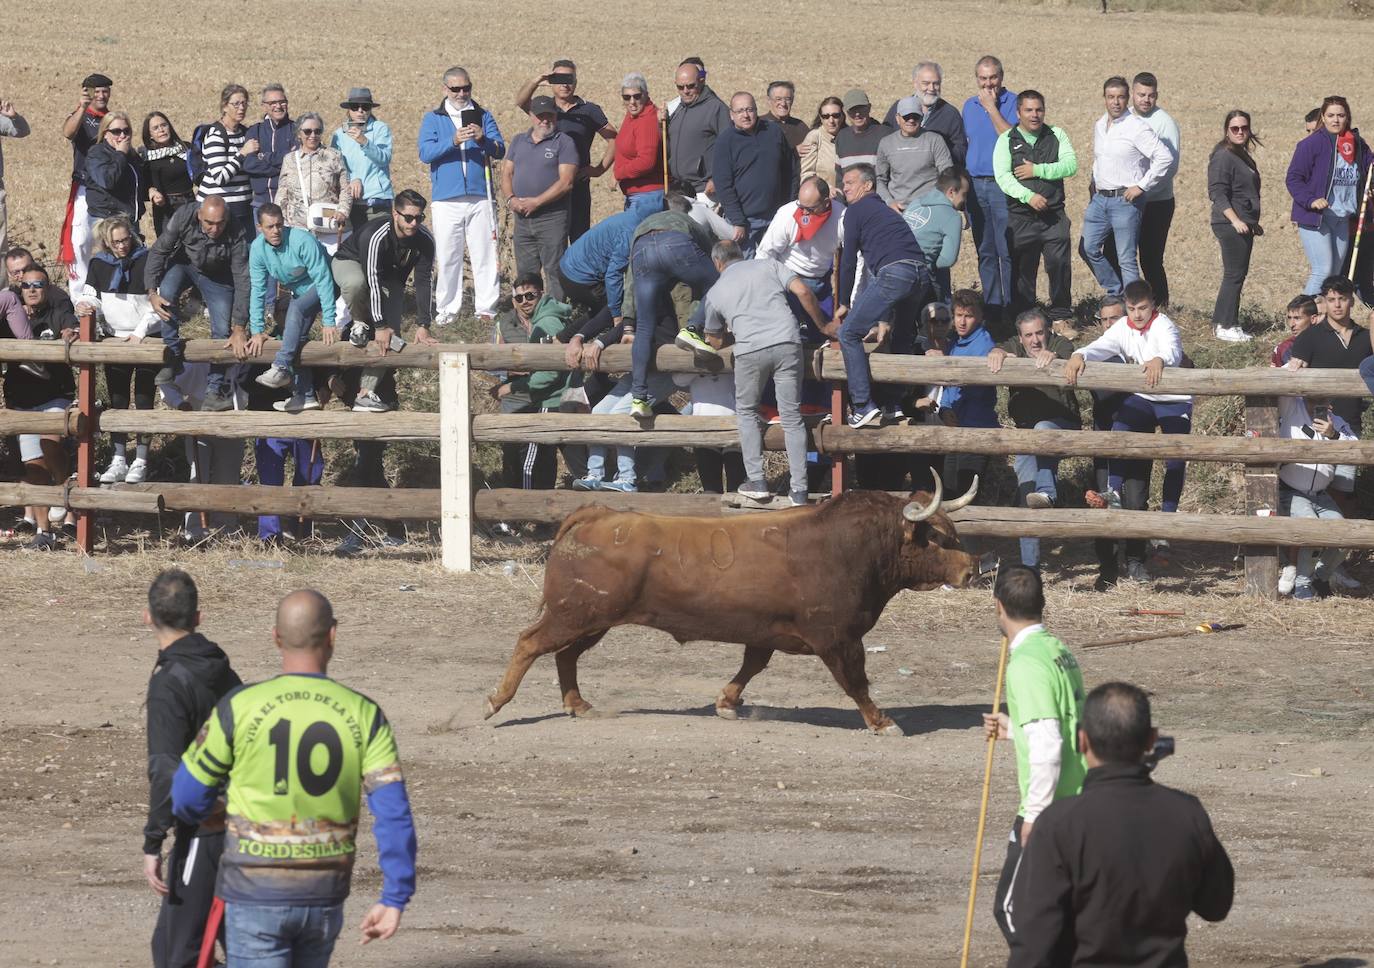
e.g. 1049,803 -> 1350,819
941,475 -> 980,513
902,473 -> 943,523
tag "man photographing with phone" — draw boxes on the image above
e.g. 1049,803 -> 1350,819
1276,391 -> 1359,599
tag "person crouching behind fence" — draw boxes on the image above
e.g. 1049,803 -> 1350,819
76,215 -> 159,485
696,239 -> 829,506
1066,279 -> 1190,583
493,273 -> 573,490
1278,395 -> 1358,600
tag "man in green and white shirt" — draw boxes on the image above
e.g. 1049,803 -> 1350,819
982,564 -> 1086,952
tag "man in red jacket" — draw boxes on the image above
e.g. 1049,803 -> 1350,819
614,73 -> 664,216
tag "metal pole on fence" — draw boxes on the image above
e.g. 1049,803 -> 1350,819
74,308 -> 97,555
439,352 -> 473,572
1242,395 -> 1280,598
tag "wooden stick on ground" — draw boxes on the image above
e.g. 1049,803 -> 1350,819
960,635 -> 1010,968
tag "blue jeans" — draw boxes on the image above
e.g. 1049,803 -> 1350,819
585,374 -> 674,484
738,216 -> 772,259
1108,395 -> 1192,513
1298,208 -> 1352,295
1279,485 -> 1344,590
273,287 -> 322,395
255,437 -> 324,539
625,190 -> 665,216
159,263 -> 237,395
840,259 -> 926,410
968,177 -> 1012,313
1013,417 -> 1077,567
1361,355 -> 1374,396
630,231 -> 719,399
225,902 -> 343,968
1081,193 -> 1143,297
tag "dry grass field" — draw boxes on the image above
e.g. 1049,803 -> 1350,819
2,4 -> 1374,968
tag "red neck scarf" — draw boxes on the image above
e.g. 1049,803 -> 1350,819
1128,310 -> 1158,334
1337,130 -> 1356,165
793,202 -> 832,242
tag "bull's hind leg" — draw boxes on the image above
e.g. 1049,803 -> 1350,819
716,646 -> 774,720
555,631 -> 608,716
485,613 -> 592,720
819,642 -> 902,735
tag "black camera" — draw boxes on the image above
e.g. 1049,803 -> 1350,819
1143,735 -> 1175,772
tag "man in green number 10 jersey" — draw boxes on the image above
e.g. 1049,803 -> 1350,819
173,590 -> 417,965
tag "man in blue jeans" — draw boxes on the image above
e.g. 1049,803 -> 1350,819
832,162 -> 929,428
145,196 -> 252,411
245,204 -> 338,412
1080,77 -> 1171,299
962,56 -> 1018,329
986,307 -> 1082,568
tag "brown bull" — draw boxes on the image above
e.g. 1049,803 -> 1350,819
484,476 -> 980,734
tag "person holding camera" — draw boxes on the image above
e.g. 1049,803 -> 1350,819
1009,681 -> 1234,968
275,111 -> 353,327
1278,394 -> 1359,599
982,565 -> 1086,954
331,87 -> 394,231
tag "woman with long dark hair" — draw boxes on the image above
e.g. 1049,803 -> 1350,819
800,96 -> 846,190
1208,110 -> 1263,342
1286,95 -> 1371,294
140,111 -> 194,236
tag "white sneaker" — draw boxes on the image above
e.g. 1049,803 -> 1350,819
434,311 -> 456,328
47,505 -> 68,524
1277,564 -> 1297,596
99,456 -> 129,484
124,458 -> 148,484
1330,565 -> 1363,591
255,365 -> 293,390
1215,326 -> 1252,343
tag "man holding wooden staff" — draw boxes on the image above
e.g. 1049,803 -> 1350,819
981,565 -> 1086,954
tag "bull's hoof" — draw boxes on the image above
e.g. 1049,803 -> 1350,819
874,721 -> 905,737
483,696 -> 499,720
565,700 -> 595,717
715,703 -> 740,721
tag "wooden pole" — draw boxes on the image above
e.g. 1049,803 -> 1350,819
960,635 -> 1011,968
1242,395 -> 1280,598
439,353 -> 472,572
1348,164 -> 1374,283
100,409 -> 439,441
75,310 -> 98,554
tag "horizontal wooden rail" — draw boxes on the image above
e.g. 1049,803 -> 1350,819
0,411 -> 78,436
1,340 -> 1367,396
99,410 -> 438,441
473,488 -> 1374,548
471,414 -> 1374,466
0,482 -> 439,520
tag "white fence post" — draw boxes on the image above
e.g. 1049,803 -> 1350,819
439,352 -> 472,572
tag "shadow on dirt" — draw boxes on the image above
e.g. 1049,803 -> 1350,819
620,702 -> 985,735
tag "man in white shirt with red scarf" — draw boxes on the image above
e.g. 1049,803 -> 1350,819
754,175 -> 845,340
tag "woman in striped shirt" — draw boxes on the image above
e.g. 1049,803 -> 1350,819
196,84 -> 258,234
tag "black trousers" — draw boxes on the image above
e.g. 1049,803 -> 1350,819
1211,224 -> 1253,330
151,831 -> 223,968
993,816 -> 1024,948
500,400 -> 558,489
104,363 -> 157,445
1010,210 -> 1072,320
1139,197 -> 1175,307
696,448 -> 746,493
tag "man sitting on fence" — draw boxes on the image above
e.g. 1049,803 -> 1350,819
1066,279 -> 1189,584
928,289 -> 997,496
697,239 -> 829,506
987,307 -> 1082,570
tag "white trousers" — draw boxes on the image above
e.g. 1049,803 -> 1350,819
68,186 -> 93,298
432,196 -> 499,318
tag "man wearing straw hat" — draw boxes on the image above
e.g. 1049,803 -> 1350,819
982,565 -> 1086,952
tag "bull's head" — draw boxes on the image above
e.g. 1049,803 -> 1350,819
899,475 -> 981,590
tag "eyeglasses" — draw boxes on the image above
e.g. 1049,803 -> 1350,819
396,211 -> 425,224
732,107 -> 757,115
900,114 -> 921,123
512,291 -> 540,302
227,100 -> 248,108
798,201 -> 828,215
264,99 -> 288,107
447,84 -> 472,93
110,236 -> 134,246
622,93 -> 646,102
20,281 -> 47,290
300,128 -> 323,136
820,112 -> 843,121
107,127 -> 131,136
675,83 -> 700,92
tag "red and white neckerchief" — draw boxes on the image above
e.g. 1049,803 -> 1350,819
793,202 -> 832,243
1337,130 -> 1357,165
1128,310 -> 1158,335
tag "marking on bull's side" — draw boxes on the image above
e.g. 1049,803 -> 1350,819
710,528 -> 734,570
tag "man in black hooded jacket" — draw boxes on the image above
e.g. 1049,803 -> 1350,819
141,569 -> 241,968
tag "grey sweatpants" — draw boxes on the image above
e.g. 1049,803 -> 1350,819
333,258 -> 401,395
513,207 -> 569,300
734,342 -> 807,492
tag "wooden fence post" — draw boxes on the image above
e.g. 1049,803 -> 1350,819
439,352 -> 472,572
1243,394 -> 1279,598
74,309 -> 97,555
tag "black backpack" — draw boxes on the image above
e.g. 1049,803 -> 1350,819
185,123 -> 214,187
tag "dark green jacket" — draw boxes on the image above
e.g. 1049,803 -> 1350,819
496,295 -> 573,408
997,332 -> 1082,429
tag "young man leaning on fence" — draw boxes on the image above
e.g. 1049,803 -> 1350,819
1277,393 -> 1359,600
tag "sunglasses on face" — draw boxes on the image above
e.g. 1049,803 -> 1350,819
622,93 -> 645,102
346,104 -> 369,112
676,83 -> 700,92
107,127 -> 131,136
820,112 -> 843,120
1228,125 -> 1249,133
447,84 -> 471,93
396,211 -> 425,224
300,128 -> 323,136
512,291 -> 540,302
20,280 -> 47,290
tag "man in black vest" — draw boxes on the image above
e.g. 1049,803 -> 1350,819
142,569 -> 241,968
992,91 -> 1078,323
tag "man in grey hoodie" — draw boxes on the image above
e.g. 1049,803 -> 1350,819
665,62 -> 731,198
876,96 -> 952,210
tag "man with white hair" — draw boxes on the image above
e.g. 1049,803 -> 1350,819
418,65 -> 506,324
884,62 -> 967,166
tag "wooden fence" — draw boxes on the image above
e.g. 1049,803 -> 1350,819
1,317 -> 1371,598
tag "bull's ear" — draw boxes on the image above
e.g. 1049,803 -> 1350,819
901,518 -> 931,547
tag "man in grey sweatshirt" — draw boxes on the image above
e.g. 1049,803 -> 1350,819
876,96 -> 952,211
666,64 -> 732,196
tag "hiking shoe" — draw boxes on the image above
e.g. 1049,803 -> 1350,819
882,405 -> 907,423
675,328 -> 718,355
1293,584 -> 1316,601
273,393 -> 322,413
629,397 -> 653,419
201,390 -> 234,412
1085,488 -> 1121,510
1025,491 -> 1054,510
352,391 -> 394,412
571,477 -> 603,491
737,480 -> 772,501
154,360 -> 184,386
1278,564 -> 1297,596
255,365 -> 293,390
27,531 -> 59,551
99,456 -> 129,484
600,480 -> 637,493
1312,578 -> 1332,599
848,404 -> 881,428
790,490 -> 809,507
124,458 -> 148,484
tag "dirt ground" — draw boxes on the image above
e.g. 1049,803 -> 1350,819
1,541 -> 1371,968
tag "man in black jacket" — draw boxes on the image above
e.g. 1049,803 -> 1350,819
142,569 -> 241,968
1009,681 -> 1234,968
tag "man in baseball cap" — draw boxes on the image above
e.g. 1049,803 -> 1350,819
833,88 -> 890,185
875,93 -> 952,210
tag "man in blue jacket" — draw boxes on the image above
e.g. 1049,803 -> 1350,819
246,204 -> 336,412
241,85 -> 296,326
712,93 -> 799,257
419,66 -> 505,325
933,289 -> 996,494
557,206 -> 652,350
